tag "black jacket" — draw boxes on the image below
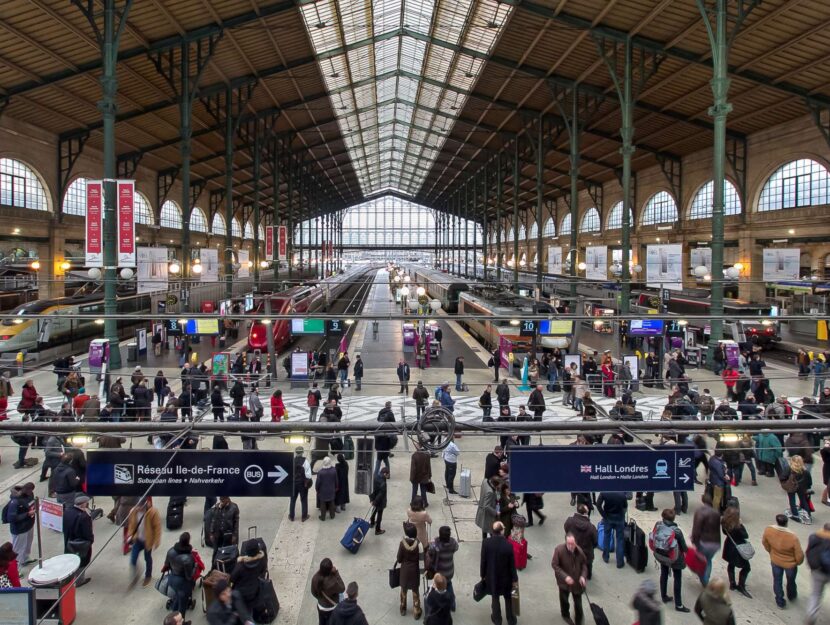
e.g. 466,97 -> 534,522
209,502 -> 240,545
484,453 -> 503,480
211,389 -> 228,409
480,535 -> 518,595
329,599 -> 369,625
229,382 -> 245,407
206,591 -> 251,625
495,383 -> 510,405
164,542 -> 196,580
528,389 -> 545,414
369,474 -> 388,510
6,490 -> 35,534
397,363 -> 411,381
353,360 -> 364,378
424,588 -> 454,625
63,505 -> 93,551
229,551 -> 267,602
51,462 -> 80,495
454,359 -> 464,375
597,492 -> 628,521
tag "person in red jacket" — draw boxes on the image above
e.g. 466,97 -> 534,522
721,366 -> 739,400
72,387 -> 91,417
270,389 -> 285,422
0,542 -> 22,587
18,380 -> 38,416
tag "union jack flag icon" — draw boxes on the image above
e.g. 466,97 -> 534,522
580,465 -> 592,473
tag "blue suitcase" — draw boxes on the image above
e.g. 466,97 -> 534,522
597,520 -> 615,552
340,516 -> 371,554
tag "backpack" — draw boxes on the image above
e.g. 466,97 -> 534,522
307,391 -> 318,408
776,457 -> 791,481
649,521 -> 679,565
424,543 -> 438,579
1,501 -> 9,524
435,386 -> 442,401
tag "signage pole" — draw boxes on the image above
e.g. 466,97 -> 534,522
34,496 -> 43,569
265,298 -> 277,383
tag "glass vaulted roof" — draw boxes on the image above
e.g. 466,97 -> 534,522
300,0 -> 513,197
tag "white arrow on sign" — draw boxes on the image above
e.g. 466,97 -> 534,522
679,474 -> 691,484
267,465 -> 288,484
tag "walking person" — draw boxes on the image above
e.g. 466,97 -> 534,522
311,558 -> 346,625
369,467 -> 389,535
454,357 -> 464,391
806,522 -> 830,625
6,482 -> 36,566
308,383 -> 322,422
428,526 -> 459,611
480,522 -> 518,625
229,541 -> 268,616
563,505 -> 596,579
523,492 -> 546,527
397,360 -> 411,394
410,442 -> 432,506
162,532 -> 199,624
813,354 -> 827,397
316,456 -> 338,521
480,384 -> 493,419
424,573 -> 453,625
476,477 -> 500,540
597,491 -> 628,568
762,513 -> 804,609
289,446 -> 312,522
207,497 -> 239,567
527,384 -> 545,420
397,522 -> 422,619
651,508 -> 691,612
270,388 -> 286,422
721,506 -> 752,598
496,379 -> 510,409
406,496 -> 433,548
442,438 -> 460,494
552,533 -> 589,625
782,455 -> 813,523
127,497 -> 162,588
413,381 -> 430,419
631,579 -> 662,625
63,493 -> 94,587
692,494 -> 723,586
353,355 -> 363,391
694,578 -> 735,625
210,385 -> 228,422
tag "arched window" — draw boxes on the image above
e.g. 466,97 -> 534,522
231,218 -> 242,238
244,221 -> 254,240
258,225 -> 265,241
62,177 -> 89,216
580,207 -> 601,233
606,201 -> 634,230
212,213 -> 226,236
518,225 -> 527,240
758,159 -> 830,211
560,213 -> 572,236
641,191 -> 678,226
134,193 -> 153,225
529,222 -> 538,239
543,217 -> 555,237
160,200 -> 182,229
506,227 -> 514,242
0,158 -> 48,211
189,207 -> 208,233
689,180 -> 742,219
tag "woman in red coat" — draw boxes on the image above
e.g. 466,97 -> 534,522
270,389 -> 285,422
19,380 -> 38,415
601,357 -> 615,398
0,542 -> 22,587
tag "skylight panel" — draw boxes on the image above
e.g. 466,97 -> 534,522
300,0 -> 341,53
374,38 -> 400,76
340,0 -> 370,45
347,48 -> 373,82
373,0 -> 402,35
403,0 -> 435,35
399,38 -> 428,75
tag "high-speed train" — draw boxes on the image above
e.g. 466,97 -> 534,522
247,265 -> 372,353
0,292 -> 151,354
410,266 -> 478,313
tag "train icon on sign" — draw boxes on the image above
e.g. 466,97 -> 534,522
114,464 -> 134,484
654,460 -> 670,478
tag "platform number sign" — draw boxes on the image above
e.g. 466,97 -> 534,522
326,319 -> 344,336
519,320 -> 537,337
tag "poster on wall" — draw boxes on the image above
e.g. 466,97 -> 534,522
646,243 -> 684,291
238,250 -> 250,278
85,180 -> 103,267
585,246 -> 608,281
117,180 -> 136,267
763,248 -> 800,281
265,226 -> 274,260
690,247 -> 712,273
278,225 -> 287,261
200,248 -> 219,283
547,246 -> 562,274
136,246 -> 169,294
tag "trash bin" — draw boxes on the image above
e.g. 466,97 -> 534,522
127,342 -> 137,362
28,554 -> 80,625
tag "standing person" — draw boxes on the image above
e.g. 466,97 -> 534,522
162,532 -> 198,624
311,558 -> 346,625
270,389 -> 285,422
551,533 -> 589,625
369,467 -> 389,535
6,482 -> 36,566
316,456 -> 338,521
806,522 -> 830,625
798,349 -> 811,379
375,401 -> 396,476
424,573 -> 453,625
490,348 -> 500,382
229,541 -> 268,616
18,379 -> 38,416
127,497 -> 162,588
476,477 -> 500,540
442,437 -> 460,494
178,383 -> 193,423
290,446 -> 312,522
429,526 -> 459,611
753,430 -> 783,478
454,357 -> 465,391
205,578 -> 252,625
410,443 -> 432,506
694,578 -> 735,625
406,496 -> 433,549
330,581 -> 369,625
561,363 -> 575,407
692,494 -> 722,586
308,383 -> 322,422
412,381 -> 430,419
434,327 -> 443,350
397,522 -> 422,619
246,387 -> 263,422
353,355 -> 364,391
51,453 -> 82,505
721,507 -> 752,597
335,453 -> 350,513
337,352 -> 350,385
527,384 -> 545,420
0,542 -> 21,587
208,497 -> 240,565
813,354 -> 827,397
397,360 -> 411,394
496,379 -> 510,409
652,509 -> 690,612
480,522 -> 518,625
63,493 -> 94,587
153,371 -> 169,408
821,438 -> 830,506
484,446 -> 506,480
229,379 -> 245,419
438,384 -> 455,414
563,505 -> 597,579
707,450 -> 730,512
479,384 -> 493,420
210,385 -> 228,422
762,513 -> 804,609
523,492 -> 546,527
596,491 -> 628,568
631,579 -> 662,625
0,371 -> 12,421
783,455 -> 813,523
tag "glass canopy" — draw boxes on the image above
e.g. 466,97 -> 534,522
299,0 -> 513,197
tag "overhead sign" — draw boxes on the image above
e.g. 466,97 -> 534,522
509,445 -> 696,493
646,244 -> 683,291
265,225 -> 274,260
519,320 -> 536,337
326,319 -> 345,336
629,319 -> 665,336
117,180 -> 136,267
85,180 -> 103,267
538,319 -> 573,336
86,450 -> 294,497
291,318 -> 325,335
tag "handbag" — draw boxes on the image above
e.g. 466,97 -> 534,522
155,572 -> 173,597
388,562 -> 401,589
425,481 -> 436,494
728,534 -> 755,561
473,580 -> 488,602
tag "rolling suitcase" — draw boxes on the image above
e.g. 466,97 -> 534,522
252,576 -> 280,623
340,514 -> 371,554
166,496 -> 186,531
355,469 -> 371,495
458,468 -> 472,498
214,543 -> 239,572
586,591 -> 611,625
201,569 -> 230,612
597,520 -> 615,551
624,519 -> 648,573
241,526 -> 268,557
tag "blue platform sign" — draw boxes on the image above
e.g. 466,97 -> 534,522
86,450 -> 294,497
629,319 -> 665,336
508,445 -> 695,493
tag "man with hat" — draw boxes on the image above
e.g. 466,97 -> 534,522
289,446 -> 312,522
63,493 -> 94,586
206,578 -> 253,625
6,482 -> 36,566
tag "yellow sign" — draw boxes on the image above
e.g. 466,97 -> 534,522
508,353 -> 514,363
647,309 -> 659,315
545,320 -> 574,335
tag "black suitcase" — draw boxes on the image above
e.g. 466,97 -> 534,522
624,519 -> 648,573
166,496 -> 187,530
252,576 -> 279,623
241,526 -> 267,557
214,544 -> 239,573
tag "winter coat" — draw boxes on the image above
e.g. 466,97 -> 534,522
406,508 -> 433,548
329,599 -> 369,625
163,542 -> 197,581
453,359 -> 464,375
424,588 -> 453,625
495,383 -> 510,405
353,360 -> 364,378
484,453 -> 503,480
19,385 -> 38,410
229,550 -> 267,602
762,525 -> 804,569
563,513 -> 598,562
206,591 -> 252,625
369,474 -> 388,510
209,502 -> 240,546
0,559 -> 21,587
43,436 -> 63,469
551,543 -> 588,594
475,479 -> 499,532
50,462 -> 80,497
62,505 -> 93,558
410,450 -> 432,484
785,432 -> 814,464
692,505 -> 722,547
753,432 -> 783,465
722,524 -> 750,568
132,385 -> 152,407
412,386 -> 430,405
270,395 -> 285,421
527,389 -> 545,414
127,505 -> 162,550
229,382 -> 245,407
631,588 -> 663,625
396,537 -> 421,591
335,459 -> 350,506
397,364 -> 411,382
430,537 -> 459,580
694,589 -> 735,625
315,466 -> 338,503
806,528 -> 830,571
480,534 -> 517,595
6,488 -> 35,535
311,570 -> 346,609
597,492 -> 628,522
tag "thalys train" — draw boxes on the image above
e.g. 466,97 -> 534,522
0,292 -> 151,354
247,265 -> 373,353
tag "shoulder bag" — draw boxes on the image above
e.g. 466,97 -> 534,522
728,533 -> 755,561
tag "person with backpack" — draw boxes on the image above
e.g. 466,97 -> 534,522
650,508 -> 690,612
698,389 -> 716,420
806,522 -> 830,625
762,513 -> 804,609
307,383 -> 322,422
162,532 -> 201,624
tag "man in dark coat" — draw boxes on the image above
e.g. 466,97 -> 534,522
495,380 -> 510,408
375,401 -> 396,476
563,505 -> 598,579
596,491 -> 628,567
369,468 -> 389,535
551,534 -> 589,625
480,521 -> 518,625
454,357 -> 465,391
315,457 -> 338,521
397,360 -> 411,394
484,446 -> 505,480
63,493 -> 94,586
527,384 -> 545,419
410,443 -> 432,506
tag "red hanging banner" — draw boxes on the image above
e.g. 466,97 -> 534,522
85,180 -> 103,267
117,180 -> 136,267
278,225 -> 287,261
265,225 -> 274,259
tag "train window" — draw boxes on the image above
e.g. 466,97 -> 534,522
0,159 -> 48,211
641,191 -> 678,226
759,159 -> 830,211
689,180 -> 742,219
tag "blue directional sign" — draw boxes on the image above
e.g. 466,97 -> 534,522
86,450 -> 294,497
508,445 -> 695,493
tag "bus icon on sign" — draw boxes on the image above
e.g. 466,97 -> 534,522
244,465 -> 264,485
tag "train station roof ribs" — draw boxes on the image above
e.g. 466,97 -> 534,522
298,0 -> 514,198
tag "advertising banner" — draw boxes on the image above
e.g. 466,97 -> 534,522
200,248 -> 220,283
763,248 -> 800,281
85,180 -> 104,267
646,244 -> 683,291
40,498 -> 63,532
690,247 -> 712,273
278,225 -> 288,261
136,246 -> 169,294
238,250 -> 250,278
265,226 -> 274,260
117,180 -> 135,267
291,351 -> 309,378
547,246 -> 562,274
585,246 -> 608,281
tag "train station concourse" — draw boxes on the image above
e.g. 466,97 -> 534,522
2,1 -> 830,625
